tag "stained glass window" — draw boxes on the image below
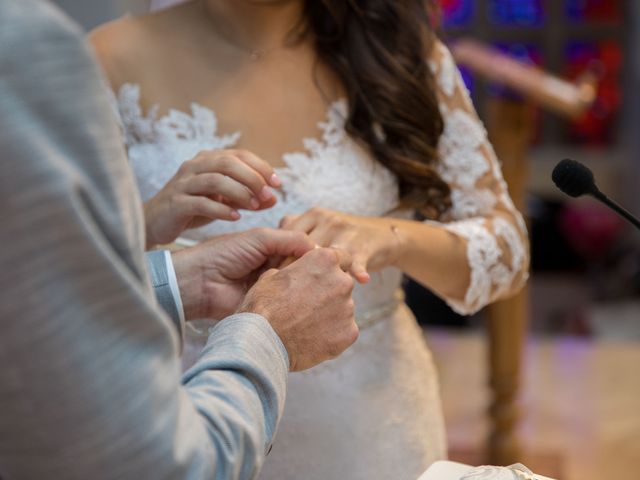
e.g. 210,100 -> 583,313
564,41 -> 622,144
439,0 -> 624,147
566,0 -> 621,23
488,0 -> 545,26
458,66 -> 475,96
441,0 -> 474,27
488,43 -> 543,99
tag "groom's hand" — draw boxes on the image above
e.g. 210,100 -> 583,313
239,247 -> 359,372
171,228 -> 314,320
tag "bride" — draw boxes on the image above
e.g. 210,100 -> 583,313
91,1 -> 529,478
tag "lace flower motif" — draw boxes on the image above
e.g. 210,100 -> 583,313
428,42 -> 529,314
114,83 -> 240,149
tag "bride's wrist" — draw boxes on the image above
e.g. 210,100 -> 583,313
385,220 -> 408,268
386,218 -> 422,271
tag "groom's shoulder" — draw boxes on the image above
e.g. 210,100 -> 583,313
0,0 -> 85,55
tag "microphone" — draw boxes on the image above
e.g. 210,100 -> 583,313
552,158 -> 640,231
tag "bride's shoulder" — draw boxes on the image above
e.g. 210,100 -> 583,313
89,8 -> 179,90
90,16 -> 148,90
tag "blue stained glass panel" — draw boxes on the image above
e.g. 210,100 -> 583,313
488,0 -> 545,26
458,66 -> 474,96
441,0 -> 474,27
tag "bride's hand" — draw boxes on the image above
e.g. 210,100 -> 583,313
280,208 -> 402,284
144,149 -> 281,248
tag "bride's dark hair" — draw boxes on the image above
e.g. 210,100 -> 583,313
302,0 -> 451,217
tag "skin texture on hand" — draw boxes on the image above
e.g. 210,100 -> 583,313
280,207 -> 403,284
281,207 -> 473,303
144,149 -> 281,249
239,247 -> 359,372
171,228 -> 314,320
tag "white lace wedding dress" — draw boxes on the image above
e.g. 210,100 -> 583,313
112,43 -> 529,480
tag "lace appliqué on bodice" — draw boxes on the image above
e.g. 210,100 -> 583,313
113,83 -> 402,323
113,41 -> 528,318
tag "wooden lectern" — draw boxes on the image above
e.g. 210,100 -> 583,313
451,39 -> 596,465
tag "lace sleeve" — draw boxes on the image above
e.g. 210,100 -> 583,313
426,41 -> 530,315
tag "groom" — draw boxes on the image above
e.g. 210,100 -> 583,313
0,1 -> 358,479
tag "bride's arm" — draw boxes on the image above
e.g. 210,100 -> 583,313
392,41 -> 529,313
282,41 -> 529,315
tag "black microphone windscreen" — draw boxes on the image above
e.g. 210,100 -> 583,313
551,158 -> 597,198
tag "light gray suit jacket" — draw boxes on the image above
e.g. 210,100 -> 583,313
0,1 -> 288,479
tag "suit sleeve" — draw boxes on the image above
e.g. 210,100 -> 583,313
0,2 -> 288,480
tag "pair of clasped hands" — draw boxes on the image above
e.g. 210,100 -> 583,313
154,150 -> 401,371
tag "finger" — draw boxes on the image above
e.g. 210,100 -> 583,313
280,212 -> 318,234
276,256 -> 297,269
252,229 -> 316,259
260,268 -> 279,280
218,193 -> 277,210
192,154 -> 276,202
327,247 -> 354,273
305,222 -> 336,248
350,255 -> 371,284
182,196 -> 240,222
187,173 -> 258,210
279,215 -> 299,229
232,149 -> 282,188
255,195 -> 277,211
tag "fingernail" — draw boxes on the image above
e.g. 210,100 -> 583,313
358,272 -> 371,284
250,198 -> 260,209
260,185 -> 274,201
230,211 -> 241,220
269,174 -> 282,188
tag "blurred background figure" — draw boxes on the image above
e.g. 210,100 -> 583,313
409,2 -> 639,480
53,1 -> 640,479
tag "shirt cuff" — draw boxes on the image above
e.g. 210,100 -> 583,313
145,250 -> 186,343
163,250 -> 185,325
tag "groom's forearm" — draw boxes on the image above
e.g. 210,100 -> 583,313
0,3 -> 288,479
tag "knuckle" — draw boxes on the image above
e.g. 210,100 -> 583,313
280,215 -> 293,228
194,151 -> 209,161
191,198 -> 208,215
326,341 -> 345,359
208,173 -> 224,187
263,268 -> 279,278
308,206 -> 325,216
346,298 -> 355,315
178,160 -> 192,173
253,227 -> 270,241
233,148 -> 251,159
338,273 -> 355,293
314,248 -> 338,265
216,155 -> 235,169
292,230 -> 308,243
329,217 -> 345,229
347,323 -> 360,345
171,194 -> 187,210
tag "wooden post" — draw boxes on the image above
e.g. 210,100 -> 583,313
450,38 -> 595,467
483,98 -> 533,465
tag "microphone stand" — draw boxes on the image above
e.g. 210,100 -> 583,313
591,190 -> 640,231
